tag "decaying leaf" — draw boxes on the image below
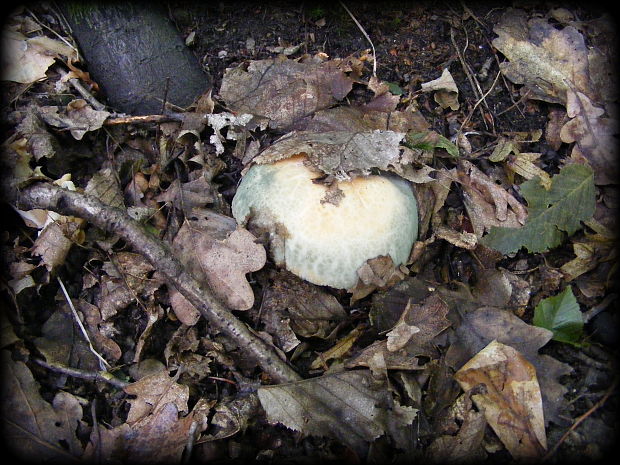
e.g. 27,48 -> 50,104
445,306 -> 573,426
220,57 -> 354,129
260,271 -> 347,352
425,395 -> 487,463
450,160 -> 528,238
492,8 -> 596,104
309,325 -> 364,370
172,219 -> 266,312
349,255 -> 408,303
421,68 -> 460,110
482,163 -> 595,254
1,351 -> 84,462
39,99 -> 110,140
560,90 -> 618,185
455,340 -> 547,460
123,370 -> 189,424
1,29 -> 76,83
252,129 -> 406,177
257,369 -> 417,453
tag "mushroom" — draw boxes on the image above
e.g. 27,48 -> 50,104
231,155 -> 418,289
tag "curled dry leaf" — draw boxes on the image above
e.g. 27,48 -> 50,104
449,161 -> 527,238
39,99 -> 110,140
421,68 -> 460,110
1,351 -> 84,462
455,340 -> 547,460
560,90 -> 618,185
260,271 -> 347,352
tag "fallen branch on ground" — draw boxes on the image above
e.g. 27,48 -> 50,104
17,182 -> 301,384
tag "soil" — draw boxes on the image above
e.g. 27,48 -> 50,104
1,2 -> 617,464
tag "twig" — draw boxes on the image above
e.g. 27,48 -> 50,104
339,1 -> 377,77
459,70 -> 501,136
543,377 -> 618,461
18,183 -> 301,384
57,276 -> 111,370
450,27 -> 488,128
33,358 -> 129,389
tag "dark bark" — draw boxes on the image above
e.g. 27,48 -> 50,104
61,3 -> 211,115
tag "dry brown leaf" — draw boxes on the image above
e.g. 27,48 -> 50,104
252,129 -> 406,177
492,8 -> 596,104
39,99 -> 110,140
445,306 -> 573,426
260,271 -> 347,352
425,400 -> 487,463
220,57 -> 353,129
349,255 -> 407,303
1,351 -> 84,462
421,68 -> 460,110
123,370 -> 189,425
171,216 -> 265,312
309,325 -> 364,370
454,340 -> 547,460
560,90 -> 618,185
199,228 -> 266,310
257,369 -> 417,454
1,29 -> 76,83
450,160 -> 527,238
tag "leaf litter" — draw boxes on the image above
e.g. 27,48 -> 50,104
1,4 -> 617,464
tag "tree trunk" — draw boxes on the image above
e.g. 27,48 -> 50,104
62,3 -> 211,115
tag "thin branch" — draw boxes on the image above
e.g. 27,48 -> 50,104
340,1 -> 377,77
18,182 -> 301,384
57,276 -> 111,370
33,358 -> 129,389
543,377 -> 618,461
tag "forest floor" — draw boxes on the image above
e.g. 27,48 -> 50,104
1,1 -> 618,464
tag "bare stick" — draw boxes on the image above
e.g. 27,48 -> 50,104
33,358 -> 129,389
57,276 -> 111,370
340,1 -> 377,77
18,183 -> 301,384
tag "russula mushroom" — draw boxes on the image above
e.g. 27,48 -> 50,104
232,155 -> 418,289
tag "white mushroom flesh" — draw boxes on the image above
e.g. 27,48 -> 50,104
232,155 -> 418,289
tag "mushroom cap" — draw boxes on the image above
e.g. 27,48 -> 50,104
231,155 -> 418,289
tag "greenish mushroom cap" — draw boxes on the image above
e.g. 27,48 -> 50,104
232,155 -> 418,289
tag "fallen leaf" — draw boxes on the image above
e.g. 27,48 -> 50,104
220,57 -> 353,129
172,220 -> 266,311
1,30 -> 76,83
482,163 -> 595,254
261,271 -> 347,352
560,90 -> 618,185
533,285 -> 583,345
445,306 -> 573,426
455,340 -> 547,460
450,160 -> 527,238
309,325 -> 363,370
258,369 -> 417,455
1,351 -> 83,463
39,99 -> 110,140
123,370 -> 189,424
252,129 -> 406,177
492,8 -> 596,104
421,68 -> 460,110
